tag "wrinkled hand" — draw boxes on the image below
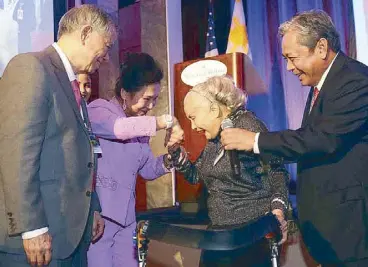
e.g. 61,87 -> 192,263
220,128 -> 256,151
165,124 -> 184,148
92,211 -> 105,243
23,232 -> 52,267
272,209 -> 288,245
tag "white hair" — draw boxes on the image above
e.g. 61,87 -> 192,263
57,4 -> 117,42
190,75 -> 247,112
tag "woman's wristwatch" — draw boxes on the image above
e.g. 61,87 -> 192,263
165,114 -> 174,129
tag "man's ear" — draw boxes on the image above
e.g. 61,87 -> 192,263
81,25 -> 93,45
316,38 -> 328,60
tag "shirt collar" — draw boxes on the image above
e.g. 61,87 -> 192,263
52,43 -> 76,82
315,52 -> 339,91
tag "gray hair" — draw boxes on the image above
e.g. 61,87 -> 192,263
57,4 -> 117,42
279,10 -> 341,52
190,75 -> 247,112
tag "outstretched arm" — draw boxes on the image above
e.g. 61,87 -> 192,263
168,146 -> 204,185
88,99 -> 181,143
88,100 -> 157,140
222,81 -> 368,163
138,144 -> 170,180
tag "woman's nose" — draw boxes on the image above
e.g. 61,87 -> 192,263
148,102 -> 154,110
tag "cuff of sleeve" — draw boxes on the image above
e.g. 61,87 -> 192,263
156,155 -> 172,175
162,154 -> 174,172
271,198 -> 288,213
253,133 -> 260,154
22,227 -> 49,240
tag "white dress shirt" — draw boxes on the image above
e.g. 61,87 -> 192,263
22,43 -> 77,239
253,53 -> 339,154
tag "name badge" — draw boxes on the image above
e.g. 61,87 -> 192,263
17,7 -> 23,20
90,133 -> 102,154
93,145 -> 102,154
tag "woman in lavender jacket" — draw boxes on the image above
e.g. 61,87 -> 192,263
86,53 -> 183,267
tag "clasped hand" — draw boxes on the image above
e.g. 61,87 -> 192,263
164,117 -> 184,147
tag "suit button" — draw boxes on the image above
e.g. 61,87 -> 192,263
86,191 -> 91,197
87,162 -> 94,168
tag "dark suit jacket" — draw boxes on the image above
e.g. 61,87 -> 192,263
0,46 -> 100,259
258,52 -> 368,264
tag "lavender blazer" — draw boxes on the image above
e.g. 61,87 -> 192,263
88,98 -> 169,226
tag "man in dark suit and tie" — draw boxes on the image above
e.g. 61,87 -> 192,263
0,4 -> 117,266
221,10 -> 368,267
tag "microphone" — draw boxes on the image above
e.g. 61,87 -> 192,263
221,118 -> 241,178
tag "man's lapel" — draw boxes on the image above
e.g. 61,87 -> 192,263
301,53 -> 347,126
45,46 -> 88,134
301,87 -> 313,127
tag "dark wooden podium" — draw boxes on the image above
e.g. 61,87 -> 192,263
174,52 -> 265,203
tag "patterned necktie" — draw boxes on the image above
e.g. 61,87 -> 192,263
309,87 -> 320,113
71,79 -> 82,108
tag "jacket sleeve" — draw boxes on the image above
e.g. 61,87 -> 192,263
138,144 -> 170,180
174,148 -> 206,185
259,80 -> 368,162
265,163 -> 290,213
88,99 -> 157,140
237,112 -> 289,213
0,54 -> 49,235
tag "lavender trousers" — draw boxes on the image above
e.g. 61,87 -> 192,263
87,219 -> 138,267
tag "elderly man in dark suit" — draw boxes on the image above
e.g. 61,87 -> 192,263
221,10 -> 368,267
0,4 -> 117,267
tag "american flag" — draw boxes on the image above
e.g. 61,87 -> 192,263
204,1 -> 219,58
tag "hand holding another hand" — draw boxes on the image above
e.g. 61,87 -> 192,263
164,116 -> 184,147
